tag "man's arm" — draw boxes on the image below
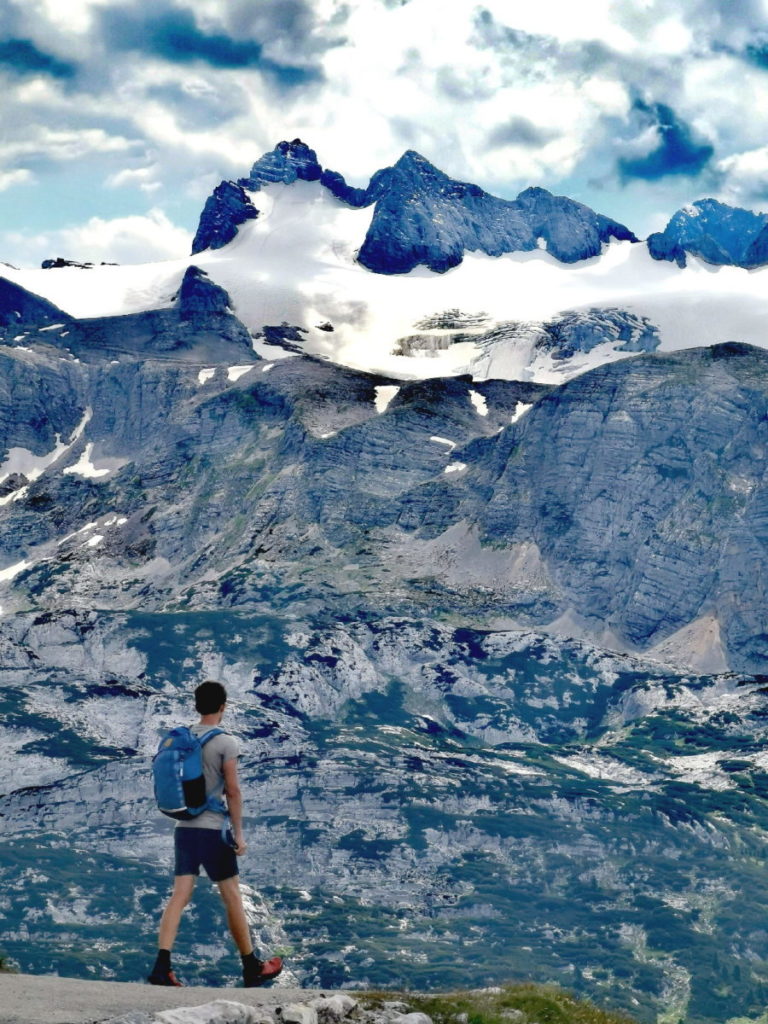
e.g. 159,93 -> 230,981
222,757 -> 247,856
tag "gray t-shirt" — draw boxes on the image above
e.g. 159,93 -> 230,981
176,723 -> 240,831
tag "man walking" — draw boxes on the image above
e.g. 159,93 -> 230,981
148,680 -> 283,987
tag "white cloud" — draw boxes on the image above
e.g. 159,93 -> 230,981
478,0 -> 638,51
0,169 -> 35,192
1,127 -> 138,164
21,0 -> 106,34
2,209 -> 192,267
59,208 -> 192,263
716,147 -> 768,208
648,17 -> 694,55
106,165 -> 162,193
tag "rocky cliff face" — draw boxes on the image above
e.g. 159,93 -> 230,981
192,142 -> 768,283
192,141 -> 638,275
648,199 -> 768,268
191,182 -> 259,255
2,275 -> 768,1022
0,275 -> 72,327
0,284 -> 763,668
240,139 -> 324,190
353,158 -> 638,274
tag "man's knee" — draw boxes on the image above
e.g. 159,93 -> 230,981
217,876 -> 242,905
171,876 -> 196,906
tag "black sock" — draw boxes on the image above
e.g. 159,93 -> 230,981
153,949 -> 171,972
242,951 -> 261,967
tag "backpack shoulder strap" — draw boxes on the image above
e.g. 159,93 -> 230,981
198,727 -> 226,747
196,727 -> 229,815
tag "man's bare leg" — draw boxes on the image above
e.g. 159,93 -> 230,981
217,875 -> 253,954
158,874 -> 196,951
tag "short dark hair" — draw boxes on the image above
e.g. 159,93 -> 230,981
195,680 -> 227,715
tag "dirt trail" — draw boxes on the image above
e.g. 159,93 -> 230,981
0,972 -> 332,1024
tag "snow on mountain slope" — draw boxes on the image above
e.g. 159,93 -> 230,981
6,178 -> 768,383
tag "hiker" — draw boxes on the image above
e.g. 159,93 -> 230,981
148,679 -> 283,987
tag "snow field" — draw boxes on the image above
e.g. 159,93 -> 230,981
5,178 -> 768,385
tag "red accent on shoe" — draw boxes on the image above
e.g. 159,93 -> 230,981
244,956 -> 283,987
148,969 -> 183,986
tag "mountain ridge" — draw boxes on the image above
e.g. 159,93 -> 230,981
192,138 -> 768,276
7,138 -> 768,389
193,138 -> 639,273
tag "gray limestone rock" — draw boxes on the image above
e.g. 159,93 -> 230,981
4,324 -> 768,668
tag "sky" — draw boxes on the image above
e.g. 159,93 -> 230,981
2,0 -> 768,266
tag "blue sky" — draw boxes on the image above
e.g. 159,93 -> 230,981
1,0 -> 768,265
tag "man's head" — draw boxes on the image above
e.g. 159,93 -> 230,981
195,680 -> 227,715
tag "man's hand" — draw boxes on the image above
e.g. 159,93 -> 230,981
223,758 -> 247,856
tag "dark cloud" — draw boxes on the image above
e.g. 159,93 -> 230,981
99,3 -> 323,88
472,10 -> 560,63
618,101 -> 714,181
743,35 -> 768,68
487,117 -> 559,150
707,0 -> 768,34
0,38 -> 76,79
226,0 -> 347,54
472,6 -> 677,91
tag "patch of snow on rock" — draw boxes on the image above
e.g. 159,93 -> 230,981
511,402 -> 533,423
664,752 -> 734,791
0,407 -> 92,484
469,390 -> 488,416
63,442 -> 111,479
0,486 -> 27,507
374,384 -> 400,413
0,559 -> 31,582
553,753 -> 655,789
227,365 -> 254,382
197,367 -> 216,385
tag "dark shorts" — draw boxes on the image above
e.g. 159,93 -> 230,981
174,827 -> 238,882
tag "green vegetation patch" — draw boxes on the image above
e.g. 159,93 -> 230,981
362,983 -> 637,1024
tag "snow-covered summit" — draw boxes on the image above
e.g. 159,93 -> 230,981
7,141 -> 768,386
192,139 -> 638,275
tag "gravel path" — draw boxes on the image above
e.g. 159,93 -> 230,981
0,972 -> 334,1024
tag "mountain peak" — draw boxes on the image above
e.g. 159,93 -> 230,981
395,149 -> 439,169
174,265 -> 232,318
240,138 -> 322,191
191,179 -> 258,255
191,140 -> 636,270
517,185 -> 554,200
648,198 -> 768,267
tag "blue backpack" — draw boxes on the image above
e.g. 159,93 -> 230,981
152,726 -> 226,820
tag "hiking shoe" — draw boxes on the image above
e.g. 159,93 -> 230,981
147,968 -> 183,986
243,956 -> 283,987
